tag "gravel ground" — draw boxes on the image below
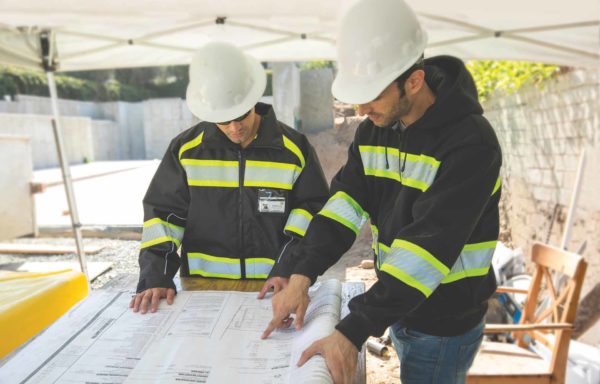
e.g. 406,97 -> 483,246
0,237 -> 140,290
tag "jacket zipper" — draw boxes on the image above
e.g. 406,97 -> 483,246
238,149 -> 246,279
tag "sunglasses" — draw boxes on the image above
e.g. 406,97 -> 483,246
216,109 -> 252,125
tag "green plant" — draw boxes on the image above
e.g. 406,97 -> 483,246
466,60 -> 560,102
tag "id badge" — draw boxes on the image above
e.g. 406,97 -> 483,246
258,188 -> 286,213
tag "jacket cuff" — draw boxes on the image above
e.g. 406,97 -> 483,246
292,261 -> 320,285
136,275 -> 177,293
335,313 -> 371,351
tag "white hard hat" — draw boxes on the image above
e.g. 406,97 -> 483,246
186,41 -> 266,123
331,0 -> 428,105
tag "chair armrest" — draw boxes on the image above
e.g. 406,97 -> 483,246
495,286 -> 529,294
484,323 -> 573,333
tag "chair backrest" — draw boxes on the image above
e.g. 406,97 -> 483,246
515,242 -> 587,381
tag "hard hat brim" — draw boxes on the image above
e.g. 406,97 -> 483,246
331,69 -> 402,105
186,55 -> 266,123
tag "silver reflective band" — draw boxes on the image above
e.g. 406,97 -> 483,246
441,241 -> 497,283
141,218 -> 184,249
188,253 -> 275,279
244,160 -> 301,190
284,209 -> 313,236
182,159 -> 239,187
245,258 -> 275,279
359,145 -> 440,192
318,191 -> 368,235
378,239 -> 448,297
188,252 -> 242,279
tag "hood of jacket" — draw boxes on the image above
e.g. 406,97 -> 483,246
410,55 -> 483,132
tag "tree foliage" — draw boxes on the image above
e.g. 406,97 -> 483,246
466,60 -> 560,102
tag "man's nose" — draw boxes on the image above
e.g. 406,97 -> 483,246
356,103 -> 371,116
228,121 -> 243,129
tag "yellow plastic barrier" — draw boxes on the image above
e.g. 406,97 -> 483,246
0,269 -> 88,358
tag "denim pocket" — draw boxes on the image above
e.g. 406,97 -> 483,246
456,332 -> 483,379
402,327 -> 437,341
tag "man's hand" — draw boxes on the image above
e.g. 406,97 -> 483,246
261,274 -> 311,339
298,330 -> 358,384
257,276 -> 289,299
129,287 -> 175,314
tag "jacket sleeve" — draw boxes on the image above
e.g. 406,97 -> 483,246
269,137 -> 330,278
292,135 -> 371,281
136,139 -> 189,293
336,143 -> 501,349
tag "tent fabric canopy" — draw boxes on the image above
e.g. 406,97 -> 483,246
0,0 -> 598,71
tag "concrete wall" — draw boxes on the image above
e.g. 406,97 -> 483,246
299,68 -> 334,133
0,95 -> 103,119
143,98 -> 197,160
99,102 -> 145,160
0,96 -> 146,160
483,68 -> 599,300
91,120 -> 120,161
0,135 -> 35,239
0,113 -> 94,169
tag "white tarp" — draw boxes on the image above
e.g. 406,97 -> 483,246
0,0 -> 598,71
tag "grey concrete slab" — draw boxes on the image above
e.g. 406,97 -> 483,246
34,161 -> 159,226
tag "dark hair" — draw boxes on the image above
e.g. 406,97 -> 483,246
394,55 -> 425,96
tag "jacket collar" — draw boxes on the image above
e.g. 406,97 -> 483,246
200,103 -> 284,150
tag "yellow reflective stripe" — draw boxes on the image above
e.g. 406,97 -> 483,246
246,274 -> 269,279
188,252 -> 239,264
492,175 -> 501,196
179,132 -> 204,160
333,191 -> 365,216
188,180 -> 239,187
390,239 -> 449,275
364,168 -> 401,181
143,218 -> 184,232
463,241 -> 498,252
442,267 -> 490,284
400,178 -> 430,192
246,258 -> 275,265
359,145 -> 441,168
284,225 -> 306,236
141,236 -> 181,249
180,159 -> 238,167
319,210 -> 360,235
283,135 -> 305,168
403,152 -> 441,168
293,208 -> 313,221
359,145 -> 400,157
285,209 -> 314,236
183,159 -> 239,188
380,263 -> 433,297
189,270 -> 241,279
244,181 -> 292,189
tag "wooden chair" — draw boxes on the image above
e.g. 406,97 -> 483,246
468,242 -> 587,384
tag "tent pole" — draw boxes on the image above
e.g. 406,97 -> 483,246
46,71 -> 89,281
560,149 -> 587,251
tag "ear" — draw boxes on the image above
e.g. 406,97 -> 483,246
405,69 -> 425,96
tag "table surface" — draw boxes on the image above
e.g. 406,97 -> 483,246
2,275 -> 366,384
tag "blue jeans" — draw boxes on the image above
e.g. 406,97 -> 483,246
389,321 -> 484,384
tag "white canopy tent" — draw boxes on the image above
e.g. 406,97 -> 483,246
0,0 -> 598,280
0,0 -> 598,70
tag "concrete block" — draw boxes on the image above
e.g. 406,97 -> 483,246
299,68 -> 334,134
272,63 -> 301,129
0,135 -> 35,240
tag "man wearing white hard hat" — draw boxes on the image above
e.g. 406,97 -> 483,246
130,41 -> 329,314
263,0 -> 502,382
